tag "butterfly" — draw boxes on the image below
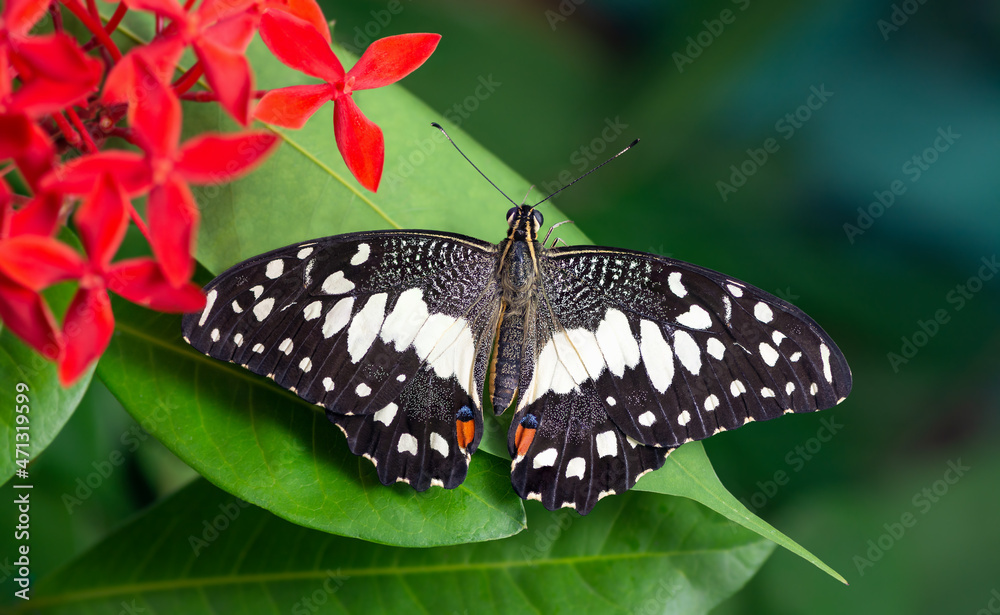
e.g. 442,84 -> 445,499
182,140 -> 852,515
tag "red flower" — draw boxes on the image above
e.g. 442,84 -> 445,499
0,174 -> 205,384
107,0 -> 259,125
0,177 -> 63,360
46,60 -> 280,287
255,10 -> 440,191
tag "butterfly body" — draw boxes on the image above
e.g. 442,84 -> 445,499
183,204 -> 851,513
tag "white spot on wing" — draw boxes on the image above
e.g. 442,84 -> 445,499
265,259 -> 283,279
253,297 -> 275,321
638,411 -> 656,426
761,387 -> 775,398
233,333 -> 243,347
754,302 -> 773,323
533,448 -> 558,468
322,377 -> 335,391
668,271 -> 687,297
673,330 -> 701,375
430,432 -> 449,457
677,410 -> 691,426
347,293 -> 388,363
299,357 -> 312,372
704,394 -> 719,411
208,328 -> 219,342
397,433 -> 418,455
785,382 -> 795,395
772,331 -> 786,345
355,383 -> 372,397
640,320 -> 674,393
723,295 -> 732,323
810,382 -> 818,395
595,431 -> 617,458
302,300 -> 323,321
820,344 -> 833,383
676,304 -> 712,330
730,380 -> 746,396
396,374 -> 406,382
565,457 -> 586,479
350,243 -> 370,266
297,247 -> 313,259
372,403 -> 399,427
606,396 -> 616,406
706,337 -> 726,360
250,285 -> 263,299
321,271 -> 354,295
412,313 -> 476,397
726,283 -> 743,297
790,351 -> 802,362
252,343 -> 264,353
322,297 -> 354,338
231,300 -> 242,313
759,342 -> 779,367
595,308 -> 639,378
380,288 -> 429,350
278,338 -> 293,354
199,289 -> 217,326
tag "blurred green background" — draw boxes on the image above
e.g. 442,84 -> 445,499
5,0 -> 999,613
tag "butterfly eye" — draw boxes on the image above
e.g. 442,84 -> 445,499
532,210 -> 543,227
506,207 -> 519,226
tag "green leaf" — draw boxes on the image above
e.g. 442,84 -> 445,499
0,329 -> 92,485
96,298 -> 525,547
13,477 -> 773,614
635,442 -> 847,584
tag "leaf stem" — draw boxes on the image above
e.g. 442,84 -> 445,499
59,0 -> 122,61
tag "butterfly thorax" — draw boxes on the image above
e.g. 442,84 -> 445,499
489,205 -> 544,413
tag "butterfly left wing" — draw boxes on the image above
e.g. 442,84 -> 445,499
182,230 -> 502,490
509,245 -> 852,513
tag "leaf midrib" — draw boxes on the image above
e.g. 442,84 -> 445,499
23,543 -> 765,609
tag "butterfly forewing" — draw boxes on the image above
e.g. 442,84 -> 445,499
182,231 -> 501,488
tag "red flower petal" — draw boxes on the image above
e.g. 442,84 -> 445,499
176,131 -> 279,183
44,151 -> 150,196
121,0 -> 188,22
0,235 -> 86,290
75,174 -> 129,270
102,38 -> 185,107
0,116 -> 55,192
8,190 -> 63,237
2,0 -> 51,36
58,287 -> 114,385
253,84 -> 333,129
0,113 -> 35,158
0,272 -> 63,360
194,38 -> 253,126
11,33 -> 103,85
129,59 -> 182,159
333,96 -> 383,192
259,10 -> 343,82
271,0 -> 330,45
348,33 -> 441,91
146,175 -> 199,287
107,258 -> 206,311
203,10 -> 258,51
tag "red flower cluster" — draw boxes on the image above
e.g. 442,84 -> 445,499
0,0 -> 441,384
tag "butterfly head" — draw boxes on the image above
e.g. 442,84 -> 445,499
506,204 -> 543,242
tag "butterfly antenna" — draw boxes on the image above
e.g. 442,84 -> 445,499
431,122 -> 518,207
532,138 -> 639,208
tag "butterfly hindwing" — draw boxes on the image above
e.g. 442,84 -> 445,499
182,230 -> 502,488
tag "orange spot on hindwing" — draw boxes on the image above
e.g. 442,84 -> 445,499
514,414 -> 538,456
455,405 -> 475,450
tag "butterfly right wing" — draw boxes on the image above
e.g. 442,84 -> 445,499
182,230 -> 502,489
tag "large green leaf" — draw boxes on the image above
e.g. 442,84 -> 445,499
10,477 -> 773,614
0,329 -> 92,485
635,442 -> 847,583
97,298 -> 525,547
